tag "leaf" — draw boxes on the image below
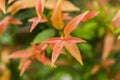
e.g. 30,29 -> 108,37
112,10 -> 120,28
33,28 -> 56,44
65,36 -> 86,43
64,42 -> 83,65
7,0 -> 35,15
43,37 -> 62,43
63,11 -> 89,35
0,16 -> 22,36
81,11 -> 99,22
0,17 -> 9,35
51,41 -> 64,67
35,0 -> 45,18
8,50 -> 33,59
8,0 -> 14,4
36,52 -> 51,65
62,13 -> 72,20
20,60 -> 31,76
51,0 -> 64,30
91,65 -> 100,75
102,30 -> 115,60
28,17 -> 47,32
8,17 -> 22,24
0,0 -> 6,13
45,0 -> 80,12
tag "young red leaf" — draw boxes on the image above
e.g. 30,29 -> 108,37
18,59 -> 27,70
62,13 -> 72,20
0,17 -> 9,35
64,42 -> 83,65
43,37 -> 63,43
51,0 -> 64,30
35,0 -> 45,19
8,0 -> 14,4
7,0 -> 35,15
0,0 -> 6,13
81,11 -> 99,22
8,50 -> 33,59
65,37 -> 86,43
63,11 -> 89,35
8,17 -> 22,24
112,10 -> 120,28
36,52 -> 51,65
102,30 -> 115,60
51,41 -> 64,67
28,17 -> 47,32
91,65 -> 100,75
20,60 -> 31,76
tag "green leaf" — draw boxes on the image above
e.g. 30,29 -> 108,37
33,28 -> 56,44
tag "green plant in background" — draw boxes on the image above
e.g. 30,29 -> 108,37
0,0 -> 120,80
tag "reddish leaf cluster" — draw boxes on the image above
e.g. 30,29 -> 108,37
1,0 -> 99,76
8,43 -> 51,76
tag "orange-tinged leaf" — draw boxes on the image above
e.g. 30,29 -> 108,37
64,42 -> 83,65
0,17 -> 9,35
35,0 -> 45,19
44,37 -> 63,43
20,60 -> 31,76
112,10 -> 120,28
91,65 -> 100,75
18,59 -> 27,70
7,0 -> 35,15
65,37 -> 86,43
28,17 -> 47,32
64,11 -> 89,35
36,52 -> 51,65
51,41 -> 64,67
81,11 -> 99,22
8,0 -> 14,4
51,0 -> 64,30
0,16 -> 22,35
102,30 -> 115,60
0,0 -> 6,13
45,0 -> 80,12
8,50 -> 33,59
8,17 -> 22,24
62,13 -> 72,20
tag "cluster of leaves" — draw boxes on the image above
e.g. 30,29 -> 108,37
0,0 -> 120,80
0,0 -> 99,76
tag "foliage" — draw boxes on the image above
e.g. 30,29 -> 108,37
0,0 -> 120,80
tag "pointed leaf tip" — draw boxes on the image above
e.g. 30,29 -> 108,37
20,60 -> 31,76
64,11 -> 89,35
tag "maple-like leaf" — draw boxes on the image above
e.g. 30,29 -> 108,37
0,16 -> 22,35
0,0 -> 6,13
44,11 -> 98,66
28,17 -> 47,32
51,0 -> 64,30
44,36 -> 85,66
